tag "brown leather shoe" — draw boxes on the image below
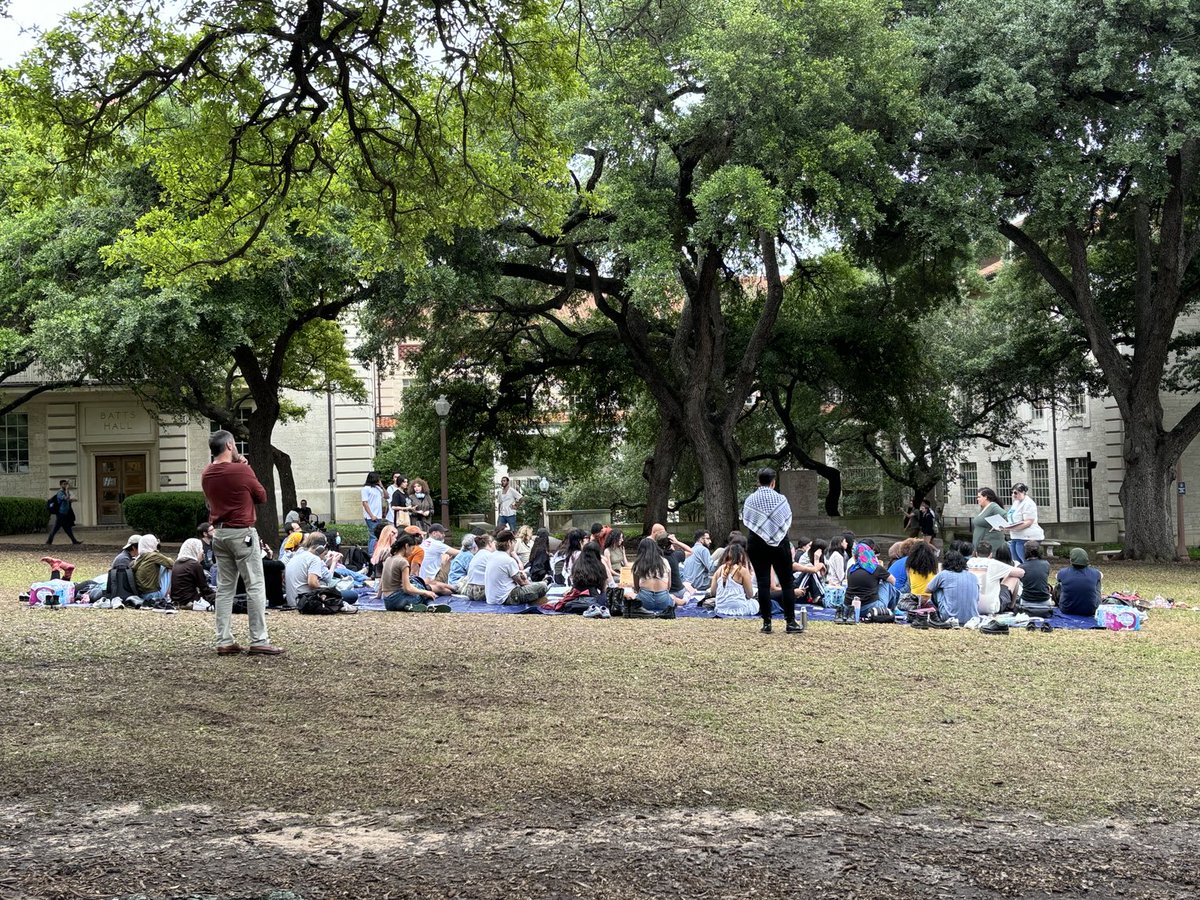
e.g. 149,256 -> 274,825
216,644 -> 243,655
247,644 -> 285,656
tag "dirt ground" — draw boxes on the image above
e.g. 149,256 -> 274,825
1,801 -> 1198,899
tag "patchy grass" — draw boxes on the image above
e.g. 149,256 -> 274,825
2,550 -> 1200,827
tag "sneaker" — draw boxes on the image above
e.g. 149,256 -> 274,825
340,602 -> 359,614
94,598 -> 110,609
909,615 -> 930,630
583,604 -> 604,618
944,616 -> 961,628
192,599 -> 213,612
599,606 -> 612,619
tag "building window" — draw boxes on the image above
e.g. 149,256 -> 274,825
959,462 -> 978,503
1031,403 -> 1045,421
991,460 -> 1012,497
0,413 -> 30,474
1067,457 -> 1090,508
1067,392 -> 1087,417
1027,459 -> 1050,507
210,407 -> 252,457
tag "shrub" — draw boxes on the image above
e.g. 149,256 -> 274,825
0,497 -> 50,535
121,492 -> 210,541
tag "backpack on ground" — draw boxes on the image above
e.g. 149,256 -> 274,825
297,586 -> 343,615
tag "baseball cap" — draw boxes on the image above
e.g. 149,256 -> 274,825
428,523 -> 446,535
124,534 -> 142,550
404,525 -> 424,536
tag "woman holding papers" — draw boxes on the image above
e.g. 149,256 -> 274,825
971,487 -> 1008,549
999,482 -> 1044,565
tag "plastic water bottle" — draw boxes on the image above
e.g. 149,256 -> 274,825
852,598 -> 861,623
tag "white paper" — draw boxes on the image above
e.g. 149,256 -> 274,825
985,514 -> 1010,530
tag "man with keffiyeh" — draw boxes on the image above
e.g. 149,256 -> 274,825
741,468 -> 802,635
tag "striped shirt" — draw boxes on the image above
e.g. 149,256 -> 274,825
741,486 -> 792,547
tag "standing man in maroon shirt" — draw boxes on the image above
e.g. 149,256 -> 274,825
201,430 -> 284,656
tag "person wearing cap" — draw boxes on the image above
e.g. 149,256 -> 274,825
418,523 -> 460,596
111,535 -> 142,570
1055,548 -> 1104,616
999,482 -> 1044,565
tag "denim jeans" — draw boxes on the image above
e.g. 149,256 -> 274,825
637,588 -> 674,612
1009,539 -> 1027,565
213,527 -> 270,648
498,514 -> 517,532
383,590 -> 425,611
364,517 -> 379,557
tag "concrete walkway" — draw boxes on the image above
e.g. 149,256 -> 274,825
0,526 -> 135,550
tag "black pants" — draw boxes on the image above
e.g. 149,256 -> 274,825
747,532 -> 794,625
47,515 -> 79,544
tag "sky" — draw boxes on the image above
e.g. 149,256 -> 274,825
0,0 -> 83,66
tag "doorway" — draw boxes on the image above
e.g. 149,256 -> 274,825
95,455 -> 147,525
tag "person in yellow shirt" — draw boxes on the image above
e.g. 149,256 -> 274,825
906,541 -> 940,600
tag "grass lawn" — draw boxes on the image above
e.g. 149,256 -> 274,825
3,549 -> 1200,824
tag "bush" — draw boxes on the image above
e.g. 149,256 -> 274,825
121,492 -> 210,541
0,497 -> 49,535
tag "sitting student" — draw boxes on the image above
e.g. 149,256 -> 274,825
968,541 -> 1024,615
603,528 -> 627,576
557,528 -> 587,586
418,523 -> 459,595
633,537 -> 686,612
824,532 -> 853,589
527,529 -> 553,583
132,535 -> 175,600
681,530 -> 715,593
567,542 -> 609,605
905,541 -> 940,600
887,538 -> 919,595
379,533 -> 438,610
171,538 -> 216,609
845,539 -> 896,615
369,523 -> 399,577
464,533 -> 495,601
485,530 -> 549,605
111,534 -> 141,570
446,534 -> 476,593
284,532 -> 359,610
1019,540 -> 1053,608
514,525 -> 534,568
280,524 -> 305,561
708,530 -> 747,572
926,549 -> 980,624
657,534 -> 689,602
197,524 -> 217,582
1056,547 -> 1104,615
711,542 -> 759,617
791,536 -> 826,604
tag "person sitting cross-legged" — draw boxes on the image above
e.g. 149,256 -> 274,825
968,540 -> 1024,616
632,537 -> 687,612
1056,547 -> 1104,616
132,535 -> 175,601
379,534 -> 438,610
925,549 -> 980,625
484,530 -> 548,605
464,533 -> 495,601
845,539 -> 896,618
446,534 -> 477,594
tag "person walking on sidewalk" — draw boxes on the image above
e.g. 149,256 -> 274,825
201,430 -> 284,657
46,479 -> 82,546
741,467 -> 801,635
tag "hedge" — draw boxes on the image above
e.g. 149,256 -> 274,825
0,497 -> 49,535
121,492 -> 210,541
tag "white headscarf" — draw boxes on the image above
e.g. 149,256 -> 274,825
137,534 -> 159,555
178,538 -> 204,562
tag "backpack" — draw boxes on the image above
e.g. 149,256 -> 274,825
46,496 -> 57,513
103,566 -> 139,601
297,586 -> 343,615
343,545 -> 369,572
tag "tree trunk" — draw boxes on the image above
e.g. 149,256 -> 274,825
642,417 -> 683,535
245,407 -> 280,546
1118,415 -> 1177,560
686,420 -> 741,541
273,445 -> 298,518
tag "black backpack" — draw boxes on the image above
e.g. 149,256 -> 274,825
297,587 -> 343,615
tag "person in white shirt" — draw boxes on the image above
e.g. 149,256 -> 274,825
496,476 -> 523,532
360,471 -> 386,558
967,540 -> 1025,616
999,482 -> 1044,565
464,533 -> 495,601
484,530 -> 548,605
418,522 -> 459,596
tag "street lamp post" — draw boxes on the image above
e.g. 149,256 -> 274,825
539,476 -> 549,530
434,394 -> 451,528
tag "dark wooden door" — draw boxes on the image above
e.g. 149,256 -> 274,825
96,455 -> 147,525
